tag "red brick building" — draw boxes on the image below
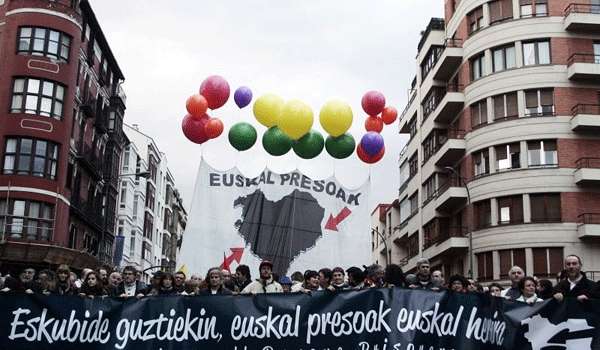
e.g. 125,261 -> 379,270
0,0 -> 127,271
390,0 -> 600,283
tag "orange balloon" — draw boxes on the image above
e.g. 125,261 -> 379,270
365,116 -> 383,133
381,106 -> 398,125
186,94 -> 208,119
205,118 -> 224,139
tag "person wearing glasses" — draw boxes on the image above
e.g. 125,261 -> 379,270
113,266 -> 145,298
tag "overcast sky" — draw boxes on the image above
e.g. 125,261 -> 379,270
92,1 -> 444,211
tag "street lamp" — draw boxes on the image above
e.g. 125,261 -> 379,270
372,227 -> 390,266
443,166 -> 473,279
118,171 -> 151,179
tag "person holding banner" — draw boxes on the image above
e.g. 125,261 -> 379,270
78,271 -> 108,298
327,267 -> 349,291
114,266 -> 146,298
408,259 -> 437,290
516,277 -> 543,304
198,268 -> 233,296
500,266 -> 524,300
240,261 -> 283,294
292,270 -> 320,293
553,255 -> 600,302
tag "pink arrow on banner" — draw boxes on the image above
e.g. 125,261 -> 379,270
325,207 -> 352,231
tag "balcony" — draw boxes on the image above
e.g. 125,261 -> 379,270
567,53 -> 600,80
79,96 -> 97,119
564,3 -> 600,32
574,158 -> 600,185
435,129 -> 466,166
571,104 -> 600,132
577,213 -> 600,238
432,39 -> 464,81
435,177 -> 468,212
433,84 -> 465,124
76,145 -> 103,180
70,196 -> 104,231
423,226 -> 469,258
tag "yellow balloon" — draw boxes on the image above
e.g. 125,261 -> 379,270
319,99 -> 353,137
279,99 -> 314,140
253,94 -> 284,127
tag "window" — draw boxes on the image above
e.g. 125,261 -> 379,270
68,224 -> 77,248
594,42 -> 600,63
400,198 -> 410,223
519,0 -> 548,18
533,247 -> 563,277
468,6 -> 484,34
530,193 -> 561,223
410,193 -> 419,216
143,212 -> 153,239
132,195 -> 139,219
422,88 -> 444,120
492,45 -> 516,72
17,27 -> 71,61
400,161 -> 409,188
499,249 -> 526,278
474,199 -> 491,229
408,116 -> 417,141
0,199 -> 53,241
129,235 -> 136,257
471,99 -> 488,128
422,129 -> 447,164
409,153 -> 418,179
489,0 -> 513,24
473,149 -> 490,177
423,176 -> 437,204
142,241 -> 152,262
523,40 -> 550,66
421,46 -> 443,80
407,233 -> 419,258
145,183 -> 155,211
493,92 -> 518,120
10,78 -> 65,119
524,89 -> 554,117
3,138 -> 58,179
477,251 -> 493,281
119,184 -> 127,209
471,53 -> 485,80
123,149 -> 130,172
497,195 -> 524,224
496,143 -> 521,170
527,140 -> 557,166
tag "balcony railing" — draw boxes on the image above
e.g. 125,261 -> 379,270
436,176 -> 462,198
424,226 -> 469,249
564,3 -> 600,16
578,213 -> 600,225
576,157 -> 600,169
567,53 -> 600,66
572,104 -> 600,116
70,196 -> 104,229
444,38 -> 463,48
76,145 -> 103,179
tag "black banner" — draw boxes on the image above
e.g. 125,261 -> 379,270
1,288 -> 599,350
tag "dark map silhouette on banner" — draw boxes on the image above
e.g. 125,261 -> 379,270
179,161 -> 370,275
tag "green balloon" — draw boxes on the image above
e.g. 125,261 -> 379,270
325,133 -> 355,159
293,130 -> 324,159
228,122 -> 257,151
262,126 -> 293,156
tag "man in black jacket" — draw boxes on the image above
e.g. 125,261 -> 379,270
114,266 -> 145,298
554,255 -> 599,302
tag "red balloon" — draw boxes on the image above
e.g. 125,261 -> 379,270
361,91 -> 386,116
365,116 -> 384,133
356,143 -> 385,164
199,75 -> 230,110
186,94 -> 208,119
381,106 -> 398,125
182,114 -> 209,144
205,118 -> 224,139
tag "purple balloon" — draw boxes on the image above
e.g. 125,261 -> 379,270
234,86 -> 253,109
360,132 -> 384,156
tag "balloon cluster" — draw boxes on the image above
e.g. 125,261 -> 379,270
356,91 -> 397,163
182,75 -> 230,144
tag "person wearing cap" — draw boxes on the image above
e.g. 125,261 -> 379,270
279,276 -> 293,293
240,260 -> 283,294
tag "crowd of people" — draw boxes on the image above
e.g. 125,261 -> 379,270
0,255 -> 598,303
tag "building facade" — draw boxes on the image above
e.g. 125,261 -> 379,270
389,0 -> 600,284
371,201 -> 402,267
115,124 -> 186,282
0,0 -> 127,271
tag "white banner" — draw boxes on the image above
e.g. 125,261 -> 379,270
179,161 -> 371,276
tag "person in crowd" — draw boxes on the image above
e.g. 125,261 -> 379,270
241,260 -> 283,294
37,269 -> 56,295
291,271 -> 304,289
292,270 -> 320,292
556,270 -> 567,284
79,271 -> 108,298
516,276 -> 543,304
409,259 -> 436,290
554,255 -> 600,302
328,267 -> 349,291
279,276 -> 293,293
114,266 -> 145,298
1,267 -> 40,294
55,264 -> 77,295
183,279 -> 201,295
431,270 -> 445,289
364,264 -> 385,288
98,266 -> 110,286
448,275 -> 469,293
235,265 -> 251,292
151,272 -> 178,296
190,274 -> 203,284
500,266 -> 524,300
144,271 -> 164,295
488,283 -> 503,297
383,264 -> 405,288
198,268 -> 232,296
75,268 -> 93,289
346,266 -> 365,289
536,279 -> 554,299
108,271 -> 122,291
69,271 -> 78,287
222,269 -> 236,292
173,271 -> 187,294
318,268 -> 333,290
